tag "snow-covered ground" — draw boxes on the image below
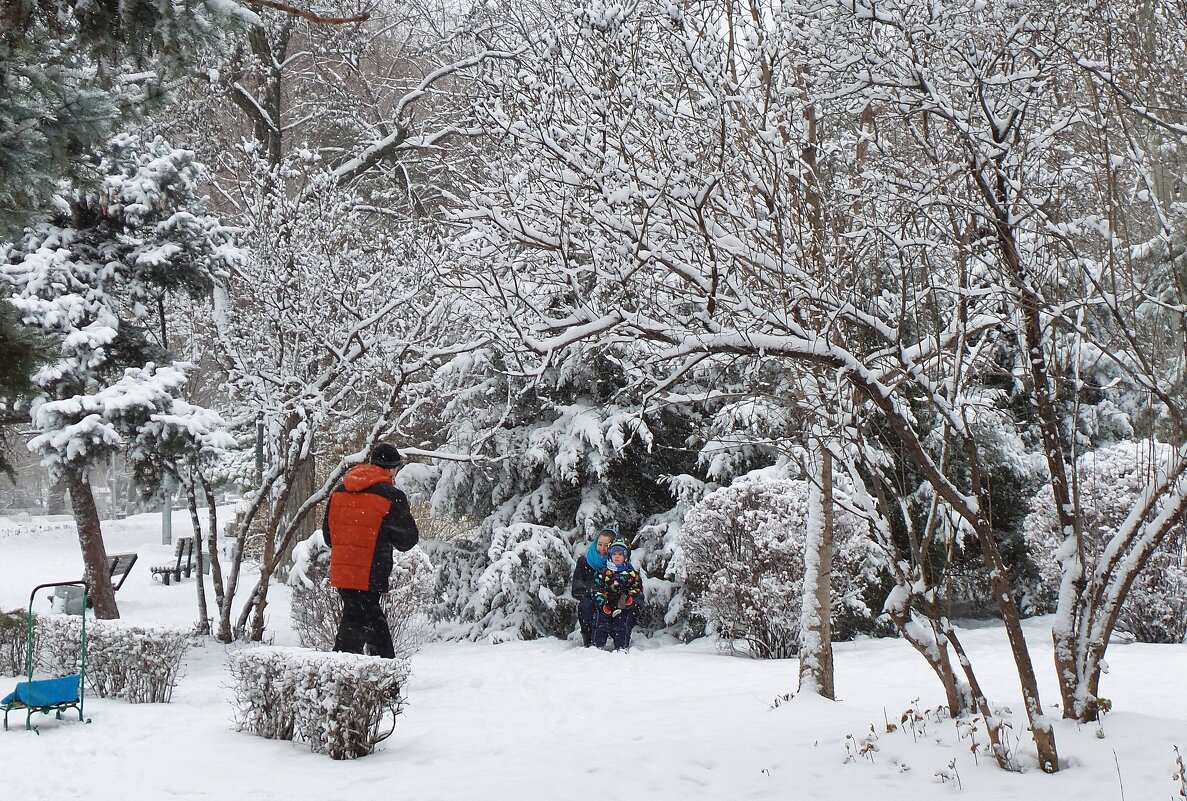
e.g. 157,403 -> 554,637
1,511 -> 1184,801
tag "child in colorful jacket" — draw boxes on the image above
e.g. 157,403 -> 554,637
592,538 -> 644,650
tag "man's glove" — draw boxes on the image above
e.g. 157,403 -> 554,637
602,605 -> 613,616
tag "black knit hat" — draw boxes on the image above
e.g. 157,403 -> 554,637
368,442 -> 404,469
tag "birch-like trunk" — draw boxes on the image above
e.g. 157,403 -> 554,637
181,473 -> 211,635
201,475 -> 226,626
884,587 -> 970,717
798,450 -> 834,699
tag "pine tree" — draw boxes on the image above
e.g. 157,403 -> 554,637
0,287 -> 48,476
2,134 -> 241,618
0,0 -> 254,237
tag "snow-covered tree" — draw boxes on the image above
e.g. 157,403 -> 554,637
1025,441 -> 1187,644
204,153 -> 472,642
0,0 -> 254,237
447,0 -> 1187,770
1,134 -> 241,618
421,333 -> 707,641
676,477 -> 881,660
138,1 -> 526,642
0,288 -> 48,476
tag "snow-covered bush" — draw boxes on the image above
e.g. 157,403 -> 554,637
1024,440 -> 1187,643
436,523 -> 577,642
289,536 -> 435,659
35,615 -> 80,676
0,609 -> 33,676
675,478 -> 882,659
227,647 -> 408,759
630,498 -> 702,639
36,616 -> 192,702
419,535 -> 487,626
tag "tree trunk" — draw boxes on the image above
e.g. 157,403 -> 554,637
885,584 -> 972,718
66,471 -> 118,619
181,472 -> 211,635
972,512 -> 1058,772
884,579 -> 1014,766
201,475 -> 226,625
46,478 -> 68,515
217,481 -> 272,642
798,449 -> 834,699
247,568 -> 273,642
275,430 -> 314,580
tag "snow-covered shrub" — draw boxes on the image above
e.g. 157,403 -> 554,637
419,535 -> 487,627
0,609 -> 33,676
675,478 -> 881,659
289,538 -> 435,659
227,647 -> 408,759
225,646 -> 296,740
36,616 -> 191,701
1024,440 -> 1187,643
444,523 -> 577,642
89,624 -> 191,702
630,504 -> 698,638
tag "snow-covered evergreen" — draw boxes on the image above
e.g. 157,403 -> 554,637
2,133 -> 240,617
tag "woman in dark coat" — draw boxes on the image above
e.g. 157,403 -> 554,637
571,528 -> 615,647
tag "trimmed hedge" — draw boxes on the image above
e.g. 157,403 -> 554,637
36,615 -> 191,702
227,646 -> 408,759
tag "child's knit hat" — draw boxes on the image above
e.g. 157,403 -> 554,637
608,538 -> 630,560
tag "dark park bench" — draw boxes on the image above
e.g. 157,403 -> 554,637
106,552 -> 138,591
151,537 -> 195,586
48,552 -> 139,613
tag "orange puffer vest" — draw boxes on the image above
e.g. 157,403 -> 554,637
326,464 -> 410,591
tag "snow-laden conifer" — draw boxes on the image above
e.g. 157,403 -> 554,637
2,134 -> 240,619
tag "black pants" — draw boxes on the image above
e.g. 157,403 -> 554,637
334,589 -> 395,659
577,595 -> 598,646
592,608 -> 636,650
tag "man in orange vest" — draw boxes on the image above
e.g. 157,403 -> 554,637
323,442 -> 419,658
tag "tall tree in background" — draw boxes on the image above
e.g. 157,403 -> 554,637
0,0 -> 255,237
1,135 -> 241,618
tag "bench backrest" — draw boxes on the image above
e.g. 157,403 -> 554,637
174,537 -> 195,569
106,552 -> 139,591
